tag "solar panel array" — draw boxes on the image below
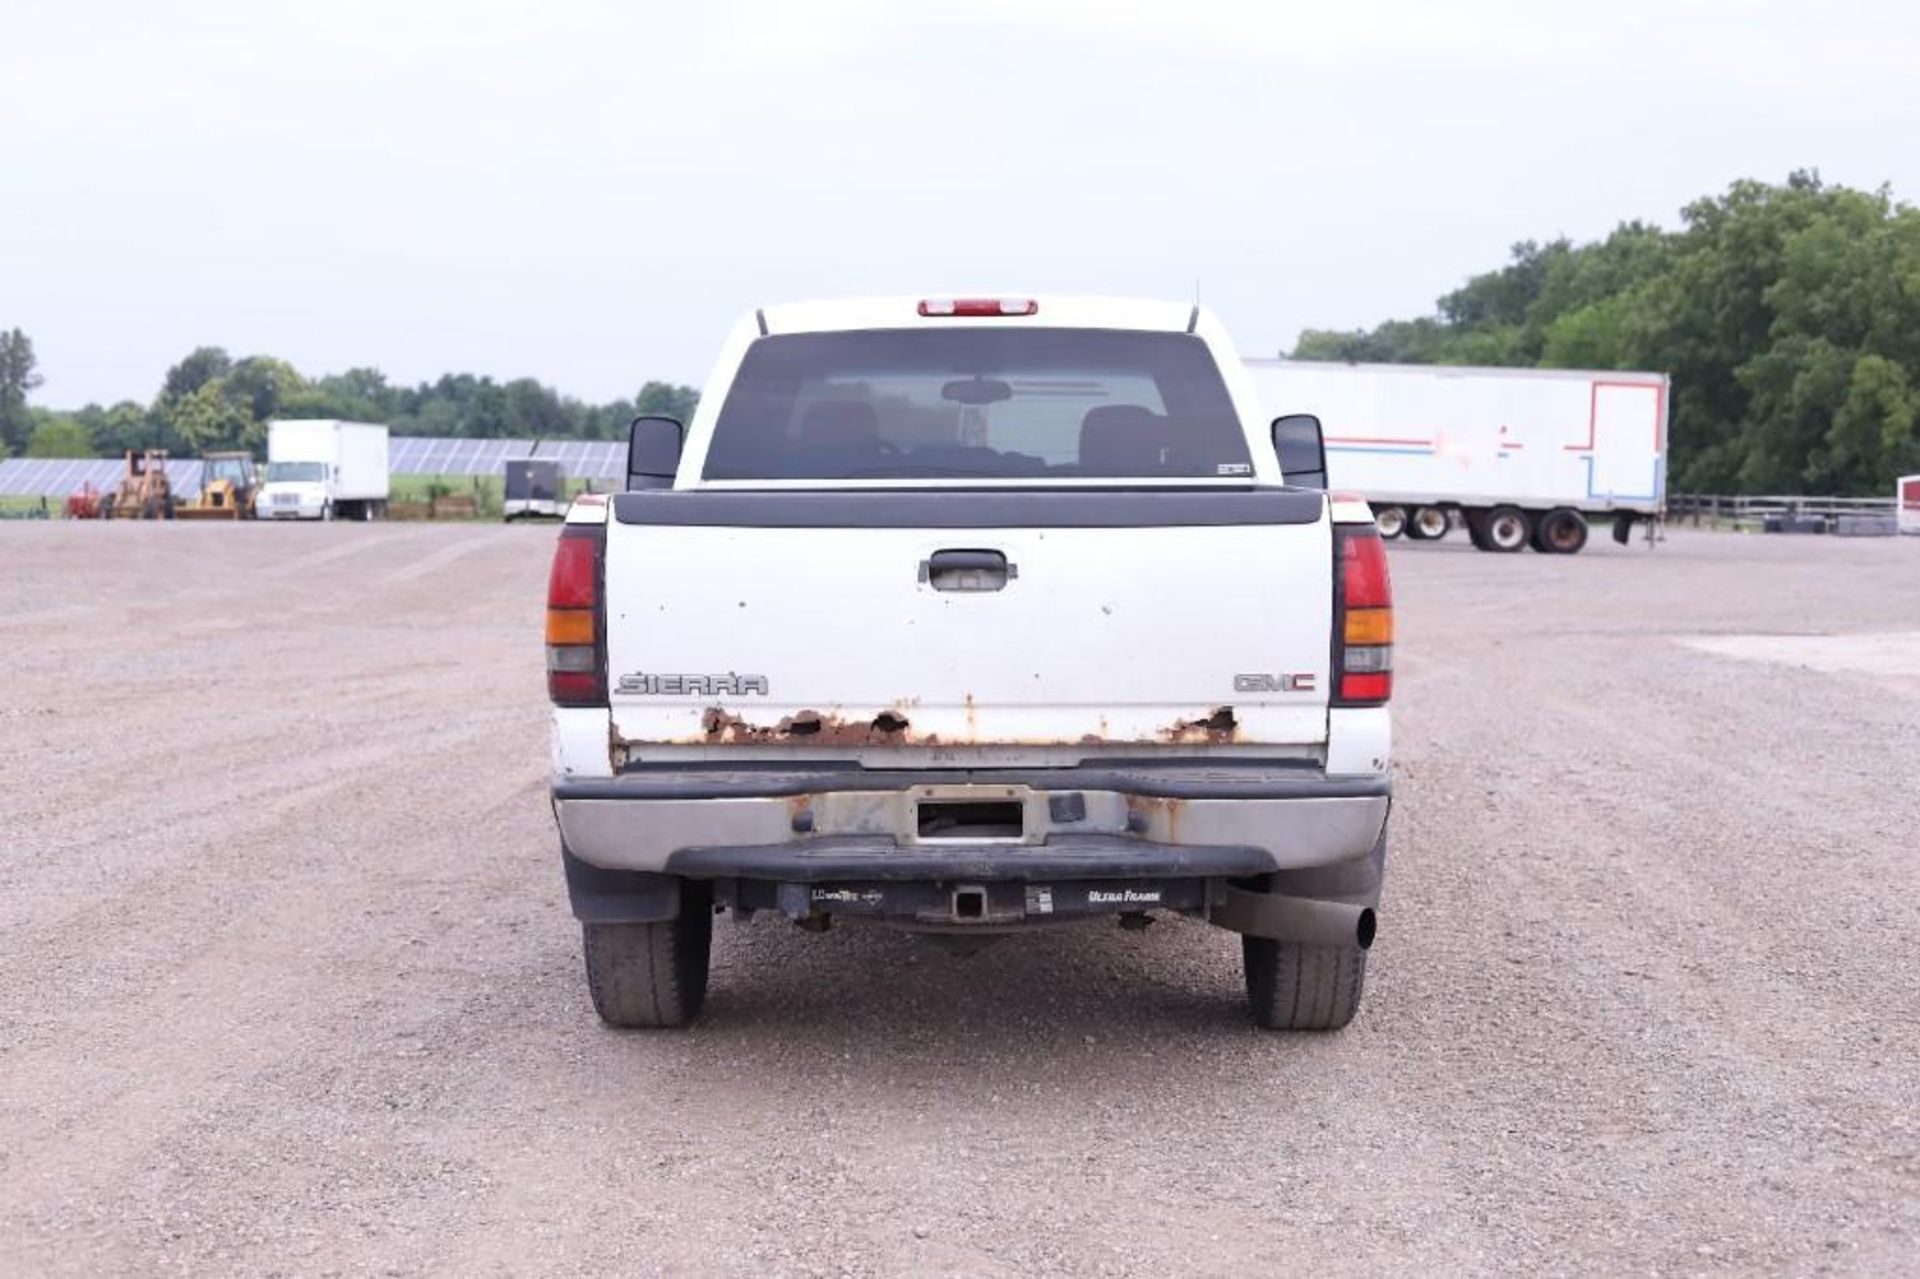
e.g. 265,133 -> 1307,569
388,437 -> 534,476
387,437 -> 624,479
0,436 -> 628,500
527,440 -> 625,480
0,457 -> 204,499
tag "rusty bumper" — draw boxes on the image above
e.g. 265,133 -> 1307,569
551,763 -> 1389,880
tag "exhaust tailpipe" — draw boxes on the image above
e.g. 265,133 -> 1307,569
1212,886 -> 1376,950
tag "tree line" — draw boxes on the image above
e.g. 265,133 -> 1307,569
1292,172 -> 1920,496
0,335 -> 698,461
10,173 -> 1918,493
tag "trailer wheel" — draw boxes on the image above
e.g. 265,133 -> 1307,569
1464,509 -> 1489,549
1374,505 -> 1406,539
1533,507 -> 1588,554
1406,506 -> 1450,540
1483,505 -> 1531,553
582,882 -> 714,1028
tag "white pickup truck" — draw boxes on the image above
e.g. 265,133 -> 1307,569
546,296 -> 1394,1030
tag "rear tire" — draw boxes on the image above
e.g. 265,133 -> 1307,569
1374,505 -> 1406,539
582,883 -> 714,1028
1244,936 -> 1368,1030
1483,504 -> 1531,553
1406,506 -> 1450,541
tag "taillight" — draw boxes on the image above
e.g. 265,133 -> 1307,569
917,298 -> 1039,317
1333,526 -> 1393,706
546,525 -> 605,706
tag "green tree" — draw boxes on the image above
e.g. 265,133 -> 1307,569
169,380 -> 258,452
160,346 -> 232,402
635,380 -> 699,423
503,377 -> 571,437
0,327 -> 45,455
79,401 -> 158,453
222,356 -> 307,422
1289,171 -> 1920,495
77,342 -> 697,458
26,414 -> 94,458
1825,353 -> 1919,486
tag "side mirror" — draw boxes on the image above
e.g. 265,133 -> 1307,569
1271,413 -> 1326,490
628,415 -> 683,490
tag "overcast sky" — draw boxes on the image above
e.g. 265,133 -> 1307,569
6,0 -> 1920,408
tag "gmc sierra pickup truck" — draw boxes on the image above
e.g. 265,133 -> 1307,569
546,296 -> 1393,1030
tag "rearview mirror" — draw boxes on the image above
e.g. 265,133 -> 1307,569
628,415 -> 683,490
1271,413 -> 1326,490
941,375 -> 1013,405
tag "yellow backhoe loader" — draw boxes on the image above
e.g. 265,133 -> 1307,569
179,451 -> 261,519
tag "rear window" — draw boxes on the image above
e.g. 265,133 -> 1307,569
702,329 -> 1252,481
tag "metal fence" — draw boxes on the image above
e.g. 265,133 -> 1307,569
1668,493 -> 1900,535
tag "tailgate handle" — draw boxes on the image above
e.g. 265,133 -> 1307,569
920,549 -> 1015,592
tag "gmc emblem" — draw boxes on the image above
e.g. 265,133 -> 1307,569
1233,672 -> 1317,693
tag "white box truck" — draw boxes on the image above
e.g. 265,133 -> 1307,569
259,420 -> 391,521
1243,360 -> 1668,553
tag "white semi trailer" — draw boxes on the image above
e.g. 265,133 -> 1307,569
1244,360 -> 1668,553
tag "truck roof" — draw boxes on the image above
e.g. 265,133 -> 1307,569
759,295 -> 1201,335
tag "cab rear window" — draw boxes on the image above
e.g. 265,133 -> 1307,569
702,329 -> 1252,481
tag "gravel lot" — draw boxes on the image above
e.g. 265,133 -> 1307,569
2,521 -> 1916,1275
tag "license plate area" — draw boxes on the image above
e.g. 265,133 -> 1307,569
906,785 -> 1044,845
918,799 -> 1023,840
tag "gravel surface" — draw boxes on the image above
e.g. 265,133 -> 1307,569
2,521 -> 1916,1276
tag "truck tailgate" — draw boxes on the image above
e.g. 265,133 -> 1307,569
603,492 -> 1333,750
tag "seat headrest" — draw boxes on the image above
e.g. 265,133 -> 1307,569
797,399 -> 880,448
1079,404 -> 1168,473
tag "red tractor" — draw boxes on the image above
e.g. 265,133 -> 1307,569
64,483 -> 106,520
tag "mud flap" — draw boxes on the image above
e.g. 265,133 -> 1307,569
561,844 -> 683,923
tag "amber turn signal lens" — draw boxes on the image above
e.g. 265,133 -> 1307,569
1343,606 -> 1394,646
545,607 -> 595,646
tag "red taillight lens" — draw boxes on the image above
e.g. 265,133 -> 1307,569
1334,527 -> 1393,706
917,298 -> 1039,317
548,532 -> 597,608
546,526 -> 605,707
